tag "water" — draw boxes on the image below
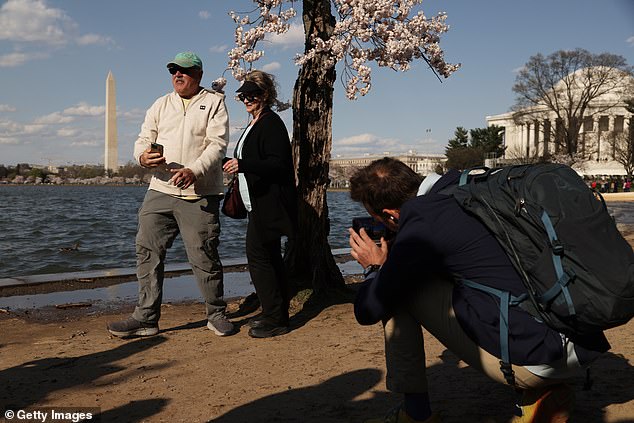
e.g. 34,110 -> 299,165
0,186 -> 631,310
0,185 -> 632,279
0,185 -> 366,279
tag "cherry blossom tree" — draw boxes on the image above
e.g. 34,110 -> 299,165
225,0 -> 459,296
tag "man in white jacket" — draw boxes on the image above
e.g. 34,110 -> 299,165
108,52 -> 234,337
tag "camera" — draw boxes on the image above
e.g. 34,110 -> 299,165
150,142 -> 164,156
352,216 -> 393,243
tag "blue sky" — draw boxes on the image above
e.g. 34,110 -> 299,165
1,0 -> 633,167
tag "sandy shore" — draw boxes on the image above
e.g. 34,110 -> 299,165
602,192 -> 634,202
0,195 -> 633,422
0,289 -> 633,423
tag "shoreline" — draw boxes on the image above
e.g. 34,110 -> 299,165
0,191 -> 631,297
602,191 -> 634,201
0,204 -> 632,421
0,280 -> 631,422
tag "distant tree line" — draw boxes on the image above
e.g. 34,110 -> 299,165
0,161 -> 155,183
444,125 -> 505,169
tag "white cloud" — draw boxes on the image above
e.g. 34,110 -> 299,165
34,112 -> 74,125
627,36 -> 634,46
332,132 -> 441,156
261,62 -> 281,73
337,133 -> 384,146
22,123 -> 47,134
267,22 -> 304,50
0,51 -> 48,67
76,33 -> 115,47
0,0 -> 74,44
64,102 -> 105,117
119,108 -> 146,122
0,0 -> 114,51
0,119 -> 23,132
199,10 -> 211,20
0,136 -> 20,145
57,128 -> 78,137
70,140 -> 98,147
0,104 -> 17,112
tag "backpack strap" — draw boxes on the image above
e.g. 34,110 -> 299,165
539,211 -> 576,316
460,279 -> 528,387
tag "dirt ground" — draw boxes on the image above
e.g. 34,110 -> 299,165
1,194 -> 633,423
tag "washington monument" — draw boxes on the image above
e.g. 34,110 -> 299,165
105,71 -> 118,174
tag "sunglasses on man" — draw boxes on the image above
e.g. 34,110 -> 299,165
168,66 -> 197,76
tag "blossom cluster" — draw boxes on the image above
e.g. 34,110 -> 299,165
228,1 -> 297,81
228,0 -> 460,99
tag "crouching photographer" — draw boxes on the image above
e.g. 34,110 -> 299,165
347,157 -> 608,423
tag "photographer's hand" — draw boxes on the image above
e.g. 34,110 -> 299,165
348,227 -> 388,268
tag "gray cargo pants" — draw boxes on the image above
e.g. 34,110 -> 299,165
132,189 -> 225,324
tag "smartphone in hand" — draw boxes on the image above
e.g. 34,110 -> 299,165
150,142 -> 164,156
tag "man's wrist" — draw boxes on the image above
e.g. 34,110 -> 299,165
363,264 -> 381,278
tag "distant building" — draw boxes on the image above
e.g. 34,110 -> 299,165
105,71 -> 118,174
329,151 -> 446,188
486,67 -> 633,176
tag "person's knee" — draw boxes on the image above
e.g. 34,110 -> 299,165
136,243 -> 166,263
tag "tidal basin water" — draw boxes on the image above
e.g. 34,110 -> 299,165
0,185 -> 632,310
0,185 -> 632,280
0,185 -> 366,279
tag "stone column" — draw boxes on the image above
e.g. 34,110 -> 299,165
608,116 -> 615,159
594,116 -> 600,161
533,120 -> 540,157
525,122 -> 531,158
543,119 -> 551,157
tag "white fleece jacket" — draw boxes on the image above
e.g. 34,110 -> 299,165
134,88 -> 229,197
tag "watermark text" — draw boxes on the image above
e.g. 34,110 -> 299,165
3,408 -> 100,422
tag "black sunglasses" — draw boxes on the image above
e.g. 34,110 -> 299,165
237,93 -> 259,102
168,66 -> 196,76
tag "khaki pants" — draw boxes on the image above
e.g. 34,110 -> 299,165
132,190 -> 225,324
383,276 -> 568,393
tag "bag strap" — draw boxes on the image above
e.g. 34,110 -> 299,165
460,279 -> 528,387
538,211 -> 576,316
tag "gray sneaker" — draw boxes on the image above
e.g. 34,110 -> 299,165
207,316 -> 236,336
107,317 -> 159,337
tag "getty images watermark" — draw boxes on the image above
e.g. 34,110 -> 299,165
3,408 -> 100,422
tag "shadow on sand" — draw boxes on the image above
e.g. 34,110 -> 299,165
208,368 -> 387,423
0,337 -> 170,421
207,349 -> 633,423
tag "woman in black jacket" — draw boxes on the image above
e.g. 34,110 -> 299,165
223,70 -> 297,338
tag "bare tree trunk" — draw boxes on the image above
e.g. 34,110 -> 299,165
286,0 -> 345,295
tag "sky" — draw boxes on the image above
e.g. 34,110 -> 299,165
0,0 -> 633,167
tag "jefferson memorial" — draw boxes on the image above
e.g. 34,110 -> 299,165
486,67 -> 633,176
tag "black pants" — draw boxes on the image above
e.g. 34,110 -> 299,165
246,216 -> 290,325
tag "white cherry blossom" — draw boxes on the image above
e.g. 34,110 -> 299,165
228,0 -> 459,99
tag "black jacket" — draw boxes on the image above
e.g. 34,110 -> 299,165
354,170 -> 609,365
236,110 -> 297,241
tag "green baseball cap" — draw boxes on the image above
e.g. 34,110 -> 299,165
166,52 -> 203,70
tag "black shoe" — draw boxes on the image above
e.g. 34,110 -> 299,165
248,323 -> 289,338
249,315 -> 289,329
248,318 -> 266,328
